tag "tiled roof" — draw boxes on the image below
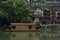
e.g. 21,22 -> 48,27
10,23 -> 35,26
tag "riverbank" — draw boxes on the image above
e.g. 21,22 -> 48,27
6,30 -> 41,32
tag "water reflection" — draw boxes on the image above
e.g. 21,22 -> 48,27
0,31 -> 60,40
10,32 -> 60,40
10,32 -> 37,40
0,31 -> 10,40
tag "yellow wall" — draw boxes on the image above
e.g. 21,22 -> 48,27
31,25 -> 36,30
15,25 -> 36,30
16,25 -> 28,30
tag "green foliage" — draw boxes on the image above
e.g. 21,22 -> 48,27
0,0 -> 32,23
0,0 -> 32,29
21,17 -> 32,23
36,22 -> 42,28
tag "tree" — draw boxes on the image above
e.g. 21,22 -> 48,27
0,0 -> 32,29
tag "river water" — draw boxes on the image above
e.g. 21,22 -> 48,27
0,31 -> 60,40
0,26 -> 60,40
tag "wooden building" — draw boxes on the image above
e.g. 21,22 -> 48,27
9,23 -> 36,31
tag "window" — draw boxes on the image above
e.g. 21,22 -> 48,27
42,21 -> 46,24
12,26 -> 16,29
29,25 -> 32,29
57,17 -> 60,20
36,27 -> 38,30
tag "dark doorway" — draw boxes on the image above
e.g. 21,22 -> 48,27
29,25 -> 32,29
12,26 -> 16,29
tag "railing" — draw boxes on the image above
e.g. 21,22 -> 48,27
41,23 -> 58,25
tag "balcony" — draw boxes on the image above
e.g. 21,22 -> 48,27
57,13 -> 60,17
57,15 -> 60,17
42,17 -> 51,20
46,1 -> 60,3
56,19 -> 60,24
30,14 -> 42,18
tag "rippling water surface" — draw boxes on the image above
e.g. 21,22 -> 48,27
0,31 -> 60,40
0,26 -> 60,40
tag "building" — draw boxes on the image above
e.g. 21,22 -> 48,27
26,0 -> 60,24
9,23 -> 36,31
